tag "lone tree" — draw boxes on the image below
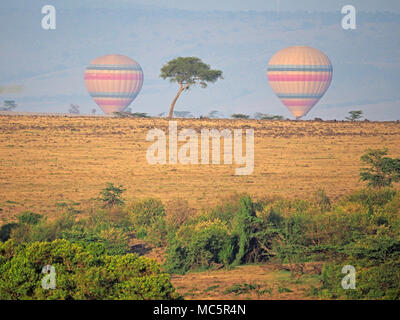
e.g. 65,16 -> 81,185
231,113 -> 250,119
346,110 -> 363,121
1,100 -> 17,111
254,112 -> 284,120
160,57 -> 223,118
208,110 -> 224,118
69,104 -> 80,114
99,182 -> 126,208
360,149 -> 400,188
174,110 -> 193,118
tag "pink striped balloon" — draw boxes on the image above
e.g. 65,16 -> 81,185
267,46 -> 333,119
84,54 -> 144,114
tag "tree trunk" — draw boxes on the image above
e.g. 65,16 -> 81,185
168,84 -> 184,118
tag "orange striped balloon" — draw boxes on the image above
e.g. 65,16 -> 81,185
267,46 -> 333,119
84,54 -> 144,114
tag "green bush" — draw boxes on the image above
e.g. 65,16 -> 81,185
344,234 -> 400,264
321,233 -> 400,299
321,259 -> 400,300
188,222 -> 231,269
164,219 -> 232,273
164,235 -> 189,274
3,208 -> 132,256
61,225 -> 130,256
0,239 -> 178,300
232,196 -> 260,265
346,188 -> 396,209
128,198 -> 167,246
99,183 -> 126,208
17,211 -> 42,225
360,149 -> 400,188
0,223 -> 18,242
164,195 -> 274,273
2,187 -> 400,299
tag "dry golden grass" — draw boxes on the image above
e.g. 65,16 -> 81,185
1,115 -> 400,222
171,263 -> 322,300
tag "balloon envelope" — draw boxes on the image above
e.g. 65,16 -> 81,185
84,54 -> 144,114
267,46 -> 332,119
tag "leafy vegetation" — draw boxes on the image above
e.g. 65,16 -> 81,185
127,198 -> 167,247
1,172 -> 400,300
160,57 -> 223,118
360,149 -> 400,188
231,113 -> 250,119
68,104 -> 80,114
163,188 -> 400,299
1,100 -> 17,111
0,239 -> 178,300
346,110 -> 363,121
113,111 -> 150,118
254,113 -> 284,120
223,283 -> 260,295
99,182 -> 126,208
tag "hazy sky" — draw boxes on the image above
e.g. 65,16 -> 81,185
1,0 -> 400,120
2,0 -> 397,12
125,0 -> 400,13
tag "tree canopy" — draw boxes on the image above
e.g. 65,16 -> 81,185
360,149 -> 400,188
346,110 -> 363,121
160,57 -> 223,118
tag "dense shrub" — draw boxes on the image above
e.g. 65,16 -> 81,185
165,219 -> 233,273
99,183 -> 126,208
127,198 -> 167,246
346,188 -> 396,209
3,209 -> 132,256
359,149 -> 400,188
0,223 -> 18,242
164,196 -> 275,273
61,225 -> 130,256
0,239 -> 178,300
1,186 -> 400,300
321,234 -> 400,300
17,211 -> 43,225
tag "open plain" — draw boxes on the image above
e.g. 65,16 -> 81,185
1,115 -> 400,222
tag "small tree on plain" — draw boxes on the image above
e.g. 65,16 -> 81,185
231,113 -> 250,119
69,104 -> 80,114
346,110 -> 363,121
254,112 -> 284,120
99,183 -> 126,208
360,149 -> 400,188
160,57 -> 223,118
1,100 -> 17,111
174,111 -> 193,118
208,110 -> 224,118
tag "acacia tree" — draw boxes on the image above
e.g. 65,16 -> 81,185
1,100 -> 17,111
346,110 -> 363,121
160,57 -> 223,118
99,182 -> 126,208
360,149 -> 400,188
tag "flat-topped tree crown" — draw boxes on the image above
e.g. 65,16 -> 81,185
160,57 -> 223,118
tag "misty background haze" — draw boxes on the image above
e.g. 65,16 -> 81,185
1,0 -> 400,120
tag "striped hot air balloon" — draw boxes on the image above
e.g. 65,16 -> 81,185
267,46 -> 333,119
84,54 -> 144,114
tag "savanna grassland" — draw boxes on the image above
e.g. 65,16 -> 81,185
1,115 -> 400,300
1,115 -> 399,222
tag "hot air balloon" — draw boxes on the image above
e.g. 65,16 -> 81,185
84,54 -> 143,114
267,46 -> 332,119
